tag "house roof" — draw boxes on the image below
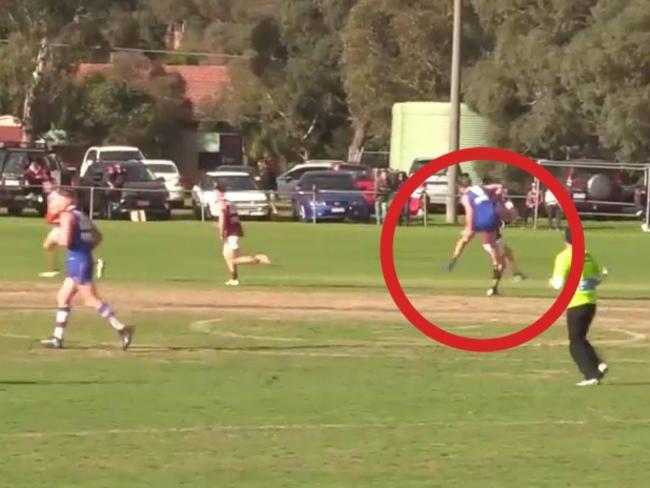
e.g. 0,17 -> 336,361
76,63 -> 230,109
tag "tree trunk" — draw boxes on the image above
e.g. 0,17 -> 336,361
347,119 -> 369,163
22,37 -> 49,143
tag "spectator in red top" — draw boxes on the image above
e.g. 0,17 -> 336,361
523,182 -> 541,227
23,157 -> 52,190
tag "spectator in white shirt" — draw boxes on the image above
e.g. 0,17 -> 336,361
544,189 -> 562,230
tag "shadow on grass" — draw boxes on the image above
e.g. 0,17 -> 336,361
0,379 -> 143,386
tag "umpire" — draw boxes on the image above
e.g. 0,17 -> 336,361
550,228 -> 609,386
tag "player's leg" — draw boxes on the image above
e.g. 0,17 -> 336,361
447,230 -> 474,271
502,243 -> 527,281
41,278 -> 77,348
567,304 -> 606,385
223,244 -> 240,285
77,281 -> 134,351
482,231 -> 504,297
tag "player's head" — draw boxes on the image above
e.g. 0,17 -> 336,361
214,181 -> 227,198
458,174 -> 472,190
57,188 -> 77,207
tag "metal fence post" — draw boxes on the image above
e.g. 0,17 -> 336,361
645,166 -> 650,231
89,186 -> 95,221
423,192 -> 429,228
312,186 -> 317,224
533,178 -> 540,230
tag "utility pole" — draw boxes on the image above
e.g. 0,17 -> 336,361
446,0 -> 462,224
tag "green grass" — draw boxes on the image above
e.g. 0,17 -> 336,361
1,217 -> 650,297
1,310 -> 650,487
2,217 -> 650,486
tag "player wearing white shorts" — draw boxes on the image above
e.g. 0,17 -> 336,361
215,183 -> 270,286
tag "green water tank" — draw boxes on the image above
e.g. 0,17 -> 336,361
389,101 -> 490,178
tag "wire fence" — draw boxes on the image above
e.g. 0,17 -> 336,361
1,180 -> 648,229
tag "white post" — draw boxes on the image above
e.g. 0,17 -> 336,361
89,186 -> 95,221
645,166 -> 650,231
533,178 -> 540,230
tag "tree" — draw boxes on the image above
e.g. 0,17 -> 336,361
341,0 -> 486,159
465,0 -> 601,159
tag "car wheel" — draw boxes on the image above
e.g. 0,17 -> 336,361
192,202 -> 203,220
7,205 -> 23,217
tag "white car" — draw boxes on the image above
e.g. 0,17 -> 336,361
191,171 -> 270,220
143,159 -> 185,208
80,145 -> 145,177
408,157 -> 452,206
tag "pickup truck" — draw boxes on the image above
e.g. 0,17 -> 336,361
0,142 -> 76,216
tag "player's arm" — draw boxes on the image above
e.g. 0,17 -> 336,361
91,223 -> 103,249
216,201 -> 226,239
550,253 -> 569,290
58,212 -> 74,249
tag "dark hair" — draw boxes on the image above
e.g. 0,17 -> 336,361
482,176 -> 495,185
214,181 -> 226,192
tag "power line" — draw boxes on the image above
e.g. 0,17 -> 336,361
0,39 -> 250,59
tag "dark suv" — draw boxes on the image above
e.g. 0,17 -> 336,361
0,142 -> 76,216
77,162 -> 170,220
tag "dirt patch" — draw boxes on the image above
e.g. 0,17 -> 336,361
1,280 -> 649,331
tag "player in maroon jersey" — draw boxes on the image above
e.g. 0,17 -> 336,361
215,183 -> 270,286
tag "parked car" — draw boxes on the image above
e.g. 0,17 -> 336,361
0,142 -> 76,216
80,145 -> 145,177
77,162 -> 170,220
292,170 -> 370,222
191,171 -> 270,220
276,160 -> 376,199
408,157 -> 452,209
215,165 -> 259,182
539,160 -> 642,215
142,159 -> 185,208
276,160 -> 345,197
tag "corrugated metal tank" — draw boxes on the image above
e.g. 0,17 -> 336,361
390,102 -> 490,178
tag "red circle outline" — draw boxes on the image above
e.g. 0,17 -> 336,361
380,147 -> 584,352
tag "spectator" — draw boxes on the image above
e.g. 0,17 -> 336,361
395,171 -> 410,226
544,188 -> 562,230
374,169 -> 391,225
523,182 -> 541,227
23,157 -> 52,189
257,158 -> 278,215
634,185 -> 647,219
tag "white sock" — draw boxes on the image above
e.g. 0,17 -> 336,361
54,326 -> 65,340
109,315 -> 125,331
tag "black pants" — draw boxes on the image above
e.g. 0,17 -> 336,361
567,304 -> 601,379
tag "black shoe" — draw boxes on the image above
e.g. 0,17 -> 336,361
118,325 -> 135,351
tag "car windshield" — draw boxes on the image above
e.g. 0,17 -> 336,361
340,165 -> 371,179
410,159 -> 447,176
300,174 -> 356,190
147,164 -> 177,174
211,175 -> 257,191
1,152 -> 29,174
99,150 -> 143,162
123,165 -> 155,181
219,166 -> 253,175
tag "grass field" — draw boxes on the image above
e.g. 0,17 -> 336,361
1,217 -> 650,487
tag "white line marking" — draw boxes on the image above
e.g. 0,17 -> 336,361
4,417 -> 650,439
